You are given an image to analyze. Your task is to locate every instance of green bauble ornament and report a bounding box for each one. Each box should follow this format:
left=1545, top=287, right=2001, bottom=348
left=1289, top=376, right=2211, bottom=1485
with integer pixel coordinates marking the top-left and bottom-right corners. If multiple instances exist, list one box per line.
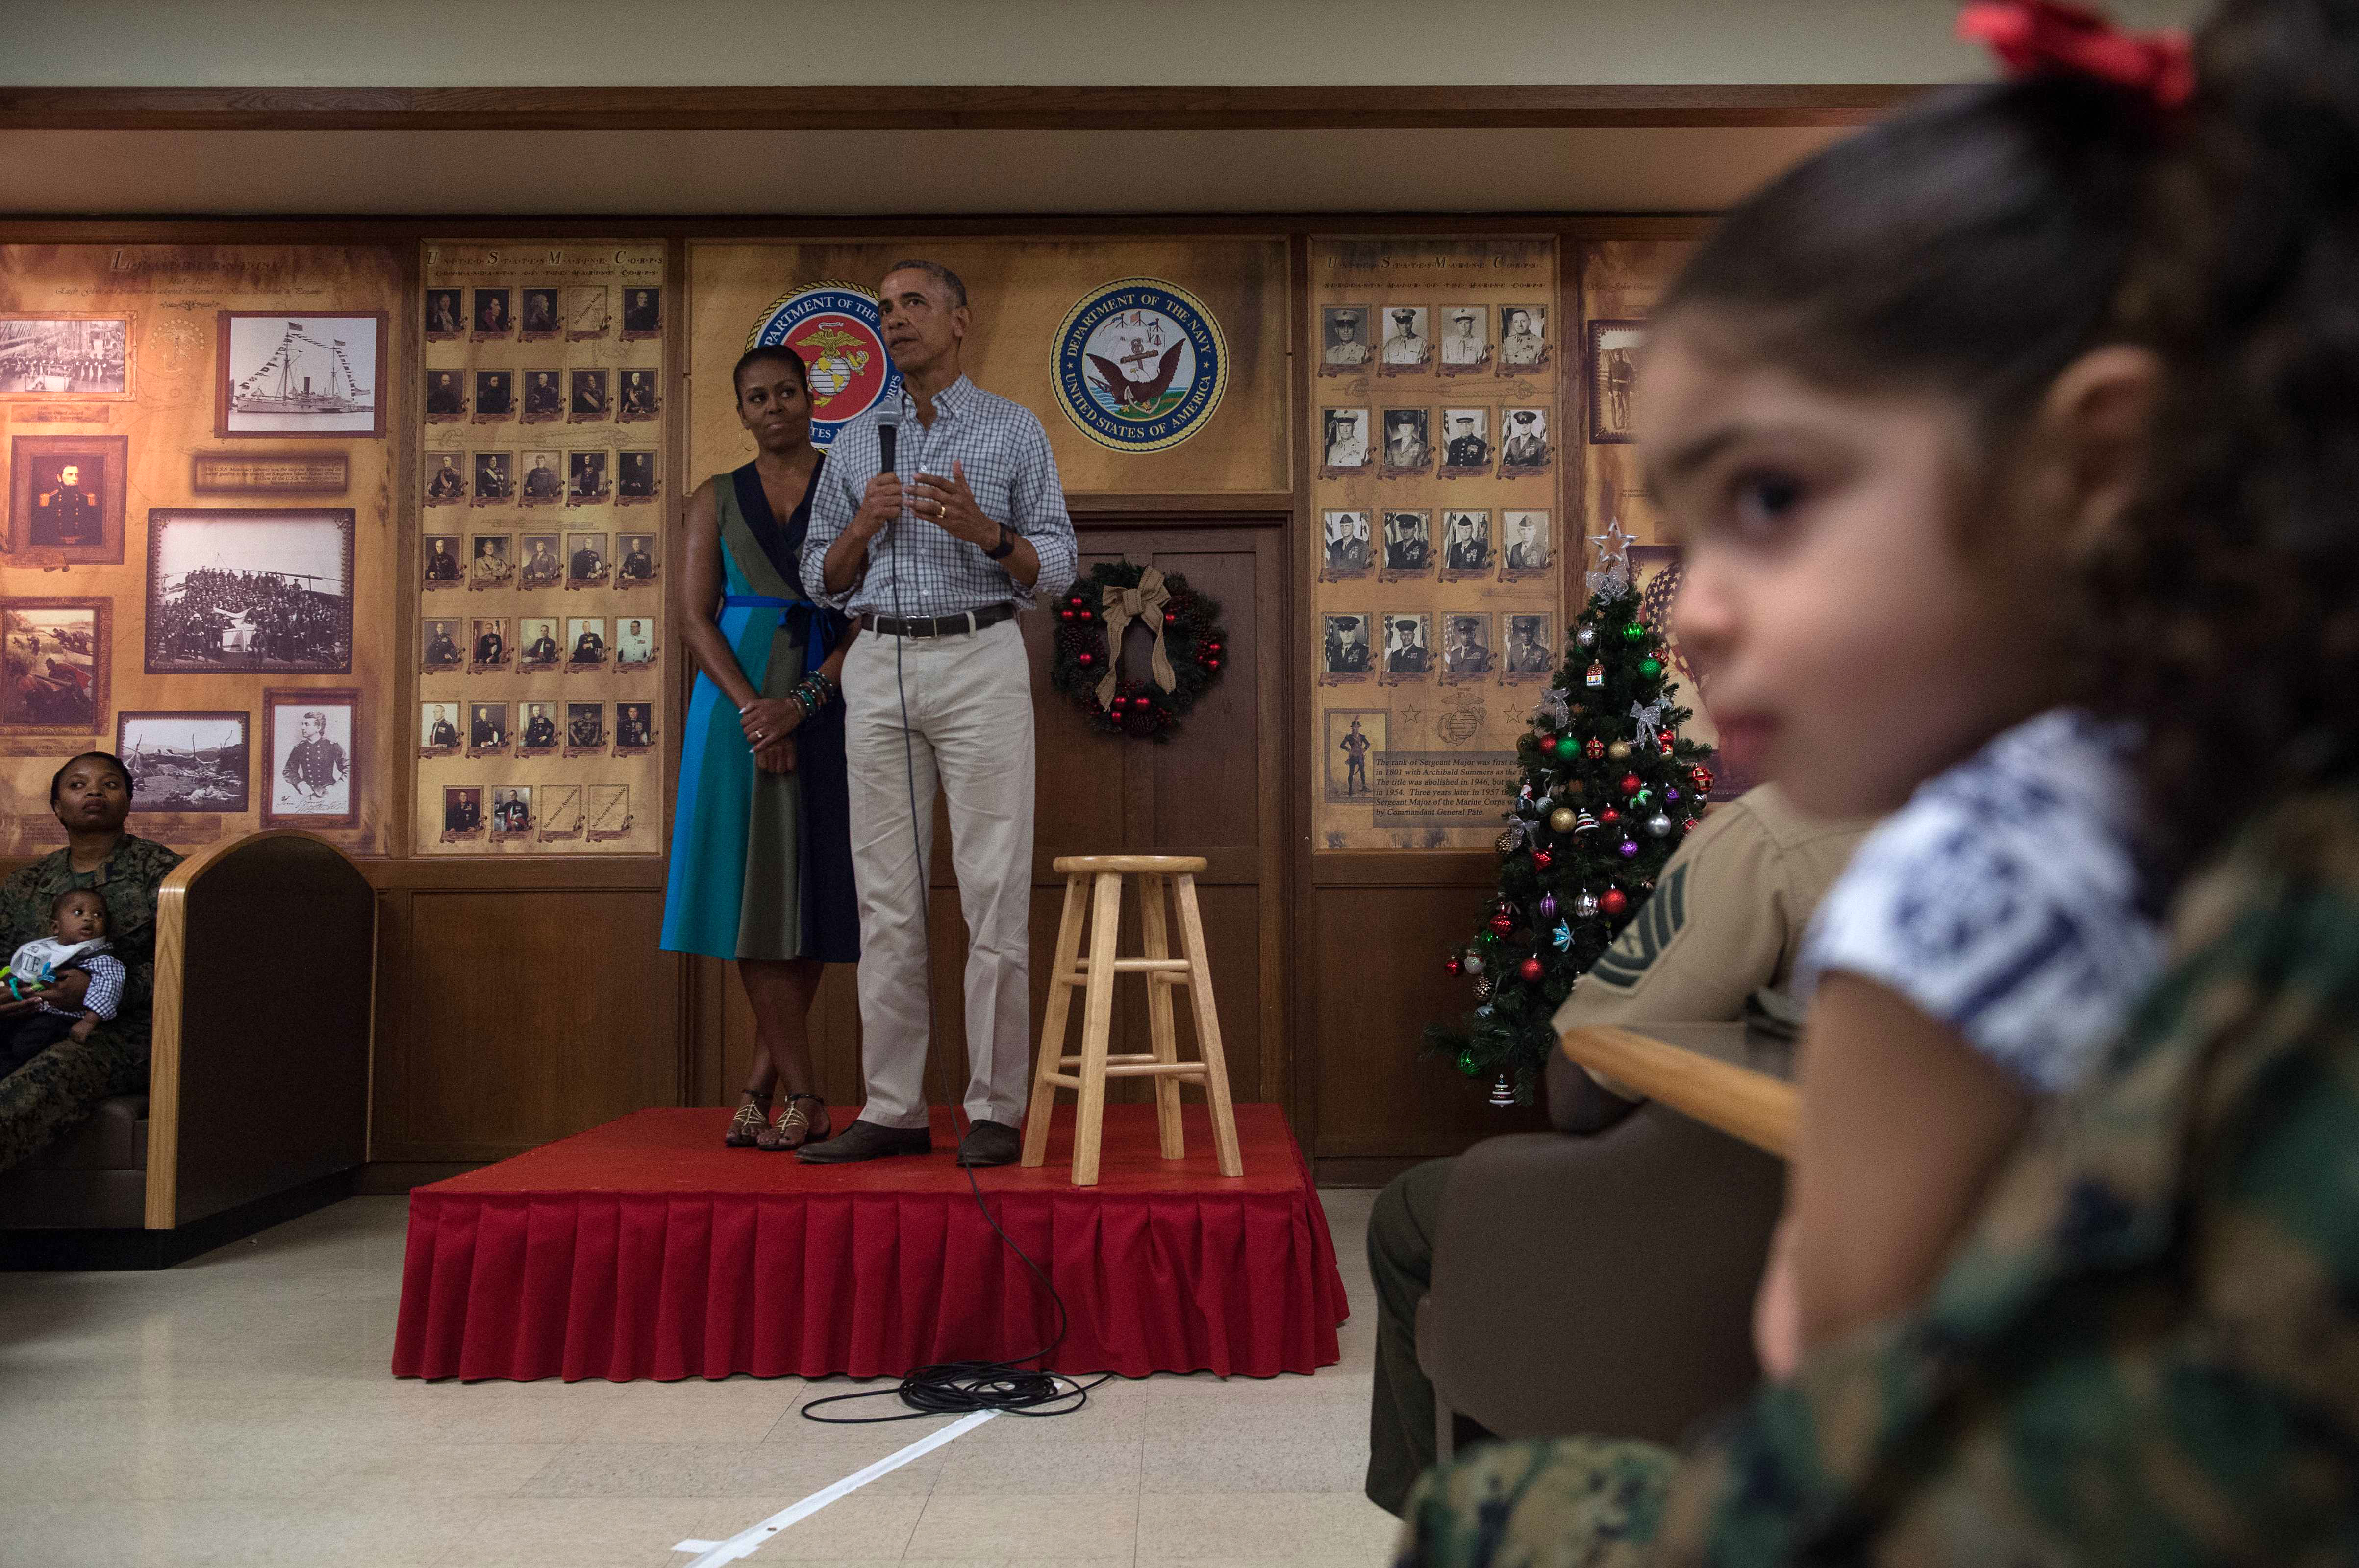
left=1639, top=657, right=1664, bottom=679
left=1621, top=622, right=1645, bottom=643
left=1456, top=1049, right=1480, bottom=1078
left=1554, top=735, right=1579, bottom=760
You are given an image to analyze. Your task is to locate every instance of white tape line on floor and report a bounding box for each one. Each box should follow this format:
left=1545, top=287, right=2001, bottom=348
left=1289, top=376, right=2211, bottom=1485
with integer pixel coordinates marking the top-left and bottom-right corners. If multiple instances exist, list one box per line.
left=674, top=1408, right=999, bottom=1566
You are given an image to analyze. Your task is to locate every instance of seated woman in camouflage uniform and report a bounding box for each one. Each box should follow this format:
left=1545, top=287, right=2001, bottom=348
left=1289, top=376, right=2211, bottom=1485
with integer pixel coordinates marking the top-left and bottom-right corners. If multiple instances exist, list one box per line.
left=0, top=752, right=180, bottom=1172
left=1396, top=3, right=2359, bottom=1563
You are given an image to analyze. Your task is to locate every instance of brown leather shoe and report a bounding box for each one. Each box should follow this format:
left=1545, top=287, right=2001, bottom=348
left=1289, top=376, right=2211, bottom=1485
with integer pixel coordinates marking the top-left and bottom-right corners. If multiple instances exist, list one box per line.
left=795, top=1119, right=933, bottom=1164
left=954, top=1120, right=1021, bottom=1168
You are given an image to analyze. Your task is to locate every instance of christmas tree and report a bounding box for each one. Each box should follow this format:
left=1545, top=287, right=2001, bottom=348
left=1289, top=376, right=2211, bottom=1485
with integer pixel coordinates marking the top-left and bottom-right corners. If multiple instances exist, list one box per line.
left=1427, top=522, right=1717, bottom=1105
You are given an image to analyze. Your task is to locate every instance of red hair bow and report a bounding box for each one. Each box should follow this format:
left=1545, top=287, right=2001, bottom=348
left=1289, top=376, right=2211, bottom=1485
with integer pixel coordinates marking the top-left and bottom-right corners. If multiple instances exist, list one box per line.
left=1957, top=0, right=2195, bottom=110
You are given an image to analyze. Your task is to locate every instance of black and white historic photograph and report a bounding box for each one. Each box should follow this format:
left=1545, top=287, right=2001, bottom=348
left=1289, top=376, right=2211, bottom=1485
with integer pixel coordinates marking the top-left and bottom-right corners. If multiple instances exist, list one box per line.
left=1321, top=510, right=1371, bottom=576
left=565, top=700, right=605, bottom=753
left=420, top=616, right=462, bottom=671
left=1503, top=509, right=1552, bottom=574
left=1379, top=306, right=1430, bottom=373
left=1442, top=613, right=1497, bottom=681
left=146, top=508, right=354, bottom=673
left=442, top=787, right=484, bottom=840
left=518, top=616, right=561, bottom=669
left=1381, top=509, right=1431, bottom=574
left=615, top=616, right=655, bottom=669
left=10, top=434, right=127, bottom=562
left=423, top=290, right=464, bottom=340
left=1439, top=407, right=1491, bottom=476
left=425, top=369, right=467, bottom=422
left=617, top=453, right=658, bottom=505
left=519, top=287, right=561, bottom=338
left=471, top=452, right=512, bottom=507
left=1320, top=612, right=1373, bottom=681
left=469, top=617, right=508, bottom=671
left=119, top=711, right=251, bottom=813
left=616, top=531, right=658, bottom=585
left=621, top=287, right=663, bottom=338
left=1439, top=307, right=1491, bottom=375
left=1499, top=305, right=1551, bottom=373
left=1500, top=406, right=1554, bottom=474
left=616, top=701, right=654, bottom=752
left=471, top=288, right=512, bottom=338
left=618, top=368, right=660, bottom=422
left=566, top=533, right=609, bottom=588
left=567, top=450, right=608, bottom=505
left=262, top=689, right=356, bottom=827
left=468, top=701, right=508, bottom=754
left=1319, top=306, right=1371, bottom=375
left=218, top=313, right=383, bottom=438
left=1381, top=611, right=1433, bottom=681
left=518, top=701, right=558, bottom=752
left=566, top=286, right=610, bottom=340
left=473, top=370, right=514, bottom=423
left=522, top=370, right=563, bottom=422
left=490, top=787, right=534, bottom=838
left=1587, top=320, right=1645, bottom=442
left=1319, top=407, right=1369, bottom=474
left=1380, top=408, right=1430, bottom=475
left=419, top=701, right=461, bottom=755
left=0, top=315, right=130, bottom=399
left=0, top=600, right=105, bottom=732
left=423, top=535, right=462, bottom=588
left=519, top=535, right=563, bottom=589
left=1440, top=508, right=1494, bottom=576
left=520, top=451, right=564, bottom=506
left=568, top=368, right=609, bottom=422
left=468, top=533, right=513, bottom=590
left=1504, top=613, right=1557, bottom=678
left=424, top=454, right=465, bottom=509
left=566, top=617, right=607, bottom=667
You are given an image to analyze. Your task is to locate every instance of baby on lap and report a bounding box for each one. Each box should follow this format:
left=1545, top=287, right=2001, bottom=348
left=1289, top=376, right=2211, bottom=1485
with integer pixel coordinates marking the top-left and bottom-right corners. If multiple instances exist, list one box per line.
left=0, top=889, right=124, bottom=1077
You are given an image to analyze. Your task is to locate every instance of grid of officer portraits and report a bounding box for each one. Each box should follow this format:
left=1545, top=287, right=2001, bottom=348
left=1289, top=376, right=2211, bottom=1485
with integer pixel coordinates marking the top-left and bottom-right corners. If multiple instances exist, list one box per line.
left=1309, top=238, right=1565, bottom=849
left=416, top=244, right=667, bottom=853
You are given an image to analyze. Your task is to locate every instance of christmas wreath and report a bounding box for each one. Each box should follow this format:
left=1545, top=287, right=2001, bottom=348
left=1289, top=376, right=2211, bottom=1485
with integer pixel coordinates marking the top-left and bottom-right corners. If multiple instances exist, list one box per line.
left=1047, top=560, right=1230, bottom=741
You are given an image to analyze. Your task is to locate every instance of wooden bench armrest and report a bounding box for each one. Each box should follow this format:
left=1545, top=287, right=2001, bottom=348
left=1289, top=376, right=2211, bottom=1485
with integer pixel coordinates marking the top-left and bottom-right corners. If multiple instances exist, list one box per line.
left=1556, top=1025, right=1798, bottom=1160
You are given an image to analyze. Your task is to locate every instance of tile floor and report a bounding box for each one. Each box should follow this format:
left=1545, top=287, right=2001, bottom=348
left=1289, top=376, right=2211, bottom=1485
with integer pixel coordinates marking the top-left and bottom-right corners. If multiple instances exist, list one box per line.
left=0, top=1188, right=1396, bottom=1568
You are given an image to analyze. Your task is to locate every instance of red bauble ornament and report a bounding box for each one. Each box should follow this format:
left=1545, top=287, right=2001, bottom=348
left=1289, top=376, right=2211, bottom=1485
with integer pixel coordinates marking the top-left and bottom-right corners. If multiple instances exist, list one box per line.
left=1446, top=955, right=1462, bottom=976
left=1599, top=807, right=1621, bottom=825
left=1688, top=764, right=1716, bottom=792
left=1208, top=641, right=1222, bottom=653
left=1517, top=956, right=1544, bottom=983
left=1059, top=608, right=1075, bottom=621
left=1658, top=735, right=1675, bottom=756
left=1078, top=652, right=1095, bottom=666
left=1205, top=658, right=1221, bottom=670
left=1600, top=889, right=1630, bottom=917
left=1681, top=816, right=1700, bottom=833
left=1583, top=736, right=1606, bottom=760
left=1620, top=773, right=1642, bottom=795
left=1079, top=608, right=1095, bottom=621
left=1488, top=912, right=1514, bottom=936
left=1531, top=849, right=1553, bottom=871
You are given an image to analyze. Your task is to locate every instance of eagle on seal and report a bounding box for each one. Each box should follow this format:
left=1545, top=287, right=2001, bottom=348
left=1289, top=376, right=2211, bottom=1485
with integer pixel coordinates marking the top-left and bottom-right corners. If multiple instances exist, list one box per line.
left=1087, top=342, right=1185, bottom=414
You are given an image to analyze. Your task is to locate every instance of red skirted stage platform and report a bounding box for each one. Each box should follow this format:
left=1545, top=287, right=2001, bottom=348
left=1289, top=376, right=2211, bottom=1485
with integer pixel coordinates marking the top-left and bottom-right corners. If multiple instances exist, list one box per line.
left=392, top=1102, right=1347, bottom=1383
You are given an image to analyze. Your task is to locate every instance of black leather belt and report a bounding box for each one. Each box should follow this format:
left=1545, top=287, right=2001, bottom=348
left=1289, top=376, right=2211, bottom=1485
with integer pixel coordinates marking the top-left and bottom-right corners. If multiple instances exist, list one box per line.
left=860, top=603, right=1016, bottom=639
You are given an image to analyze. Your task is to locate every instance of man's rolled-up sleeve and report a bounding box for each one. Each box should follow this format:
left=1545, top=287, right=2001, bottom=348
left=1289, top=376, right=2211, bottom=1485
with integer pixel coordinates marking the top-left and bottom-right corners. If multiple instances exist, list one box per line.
left=1010, top=416, right=1077, bottom=604
left=800, top=449, right=861, bottom=609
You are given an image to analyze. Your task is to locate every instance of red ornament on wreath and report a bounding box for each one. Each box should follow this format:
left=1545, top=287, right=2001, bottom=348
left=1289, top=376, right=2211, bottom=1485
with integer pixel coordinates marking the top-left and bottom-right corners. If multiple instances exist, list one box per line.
left=1046, top=559, right=1230, bottom=742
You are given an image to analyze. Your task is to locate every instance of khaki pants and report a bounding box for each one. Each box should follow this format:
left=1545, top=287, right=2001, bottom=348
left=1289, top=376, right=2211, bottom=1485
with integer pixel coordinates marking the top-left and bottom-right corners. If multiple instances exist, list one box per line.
left=841, top=616, right=1035, bottom=1130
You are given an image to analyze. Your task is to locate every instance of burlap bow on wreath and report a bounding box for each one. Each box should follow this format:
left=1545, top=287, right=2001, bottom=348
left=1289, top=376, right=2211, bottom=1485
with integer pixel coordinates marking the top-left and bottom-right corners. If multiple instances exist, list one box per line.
left=1095, top=566, right=1178, bottom=711
left=1048, top=559, right=1229, bottom=742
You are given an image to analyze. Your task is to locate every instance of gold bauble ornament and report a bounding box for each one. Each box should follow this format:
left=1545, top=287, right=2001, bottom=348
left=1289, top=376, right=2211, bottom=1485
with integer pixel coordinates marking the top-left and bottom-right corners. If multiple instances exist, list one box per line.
left=1548, top=806, right=1578, bottom=833
left=1606, top=741, right=1632, bottom=761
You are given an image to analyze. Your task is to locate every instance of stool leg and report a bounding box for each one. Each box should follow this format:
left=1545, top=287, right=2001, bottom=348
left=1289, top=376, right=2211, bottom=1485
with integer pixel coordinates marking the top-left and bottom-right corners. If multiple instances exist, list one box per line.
left=1137, top=873, right=1186, bottom=1161
left=1022, top=873, right=1091, bottom=1168
left=1072, top=871, right=1125, bottom=1187
left=1173, top=872, right=1243, bottom=1178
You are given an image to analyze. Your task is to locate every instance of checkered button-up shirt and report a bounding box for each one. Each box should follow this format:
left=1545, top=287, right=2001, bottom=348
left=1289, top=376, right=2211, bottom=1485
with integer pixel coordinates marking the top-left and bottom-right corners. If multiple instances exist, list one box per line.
left=800, top=376, right=1079, bottom=618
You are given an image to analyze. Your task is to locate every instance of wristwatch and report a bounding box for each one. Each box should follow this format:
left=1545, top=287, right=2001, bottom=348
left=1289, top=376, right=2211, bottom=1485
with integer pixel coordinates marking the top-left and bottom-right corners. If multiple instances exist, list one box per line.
left=984, top=522, right=1016, bottom=561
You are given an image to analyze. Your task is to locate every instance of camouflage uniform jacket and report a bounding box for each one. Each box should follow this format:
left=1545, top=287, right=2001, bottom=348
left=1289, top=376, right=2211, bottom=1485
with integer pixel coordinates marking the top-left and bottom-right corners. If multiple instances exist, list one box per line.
left=1657, top=791, right=2359, bottom=1564
left=0, top=833, right=180, bottom=1049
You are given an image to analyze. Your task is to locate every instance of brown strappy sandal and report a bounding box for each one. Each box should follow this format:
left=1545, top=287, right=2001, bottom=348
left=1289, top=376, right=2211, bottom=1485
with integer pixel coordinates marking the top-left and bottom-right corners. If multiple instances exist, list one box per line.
left=757, top=1093, right=830, bottom=1152
left=725, top=1093, right=772, bottom=1148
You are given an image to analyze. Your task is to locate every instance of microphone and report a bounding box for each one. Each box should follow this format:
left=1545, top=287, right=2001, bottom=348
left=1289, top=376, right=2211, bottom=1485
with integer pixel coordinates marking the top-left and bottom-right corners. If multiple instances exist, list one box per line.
left=875, top=410, right=901, bottom=548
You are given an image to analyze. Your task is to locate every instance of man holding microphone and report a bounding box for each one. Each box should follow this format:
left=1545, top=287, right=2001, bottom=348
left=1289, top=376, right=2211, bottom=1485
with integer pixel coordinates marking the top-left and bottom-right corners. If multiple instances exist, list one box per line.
left=797, top=260, right=1078, bottom=1167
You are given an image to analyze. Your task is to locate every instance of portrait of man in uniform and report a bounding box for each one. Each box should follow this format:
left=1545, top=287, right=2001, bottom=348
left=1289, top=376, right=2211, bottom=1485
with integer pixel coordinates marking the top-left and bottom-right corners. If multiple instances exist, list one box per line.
left=470, top=618, right=506, bottom=668
left=518, top=616, right=560, bottom=668
left=520, top=535, right=562, bottom=588
left=1323, top=614, right=1372, bottom=676
left=567, top=617, right=606, bottom=666
left=1442, top=509, right=1493, bottom=572
left=421, top=618, right=462, bottom=667
left=523, top=371, right=562, bottom=420
left=615, top=617, right=653, bottom=667
left=567, top=533, right=608, bottom=586
left=425, top=371, right=465, bottom=418
left=566, top=701, right=605, bottom=749
left=617, top=532, right=656, bottom=582
left=443, top=787, right=483, bottom=836
left=470, top=534, right=512, bottom=587
left=424, top=455, right=464, bottom=507
left=421, top=703, right=459, bottom=752
left=1504, top=510, right=1551, bottom=572
left=521, top=452, right=562, bottom=505
left=473, top=370, right=513, bottom=419
left=1320, top=307, right=1371, bottom=372
left=1500, top=407, right=1553, bottom=473
left=1322, top=510, right=1371, bottom=573
left=12, top=437, right=125, bottom=561
left=567, top=451, right=608, bottom=504
left=1587, top=320, right=1647, bottom=442
left=1441, top=408, right=1491, bottom=473
left=1320, top=407, right=1368, bottom=472
left=1440, top=307, right=1490, bottom=373
left=1338, top=715, right=1373, bottom=797
left=1380, top=408, right=1430, bottom=473
left=1382, top=510, right=1430, bottom=572
left=621, top=288, right=662, bottom=336
left=618, top=452, right=657, bottom=502
left=491, top=787, right=533, bottom=835
left=1384, top=613, right=1432, bottom=676
left=468, top=702, right=507, bottom=750
left=619, top=369, right=659, bottom=421
left=521, top=703, right=558, bottom=750
left=423, top=539, right=462, bottom=587
left=472, top=289, right=511, bottom=336
left=1443, top=614, right=1495, bottom=676
left=520, top=288, right=560, bottom=335
left=266, top=697, right=353, bottom=824
left=28, top=459, right=100, bottom=547
left=1380, top=306, right=1429, bottom=371
left=424, top=289, right=463, bottom=337
left=616, top=702, right=653, bottom=749
left=471, top=452, right=512, bottom=506
left=1506, top=614, right=1555, bottom=674
left=569, top=369, right=609, bottom=420
left=1499, top=305, right=1549, bottom=370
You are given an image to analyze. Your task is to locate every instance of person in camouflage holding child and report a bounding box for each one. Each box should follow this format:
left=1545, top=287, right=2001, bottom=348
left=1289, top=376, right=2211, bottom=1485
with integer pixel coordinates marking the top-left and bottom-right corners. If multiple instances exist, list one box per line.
left=0, top=752, right=180, bottom=1170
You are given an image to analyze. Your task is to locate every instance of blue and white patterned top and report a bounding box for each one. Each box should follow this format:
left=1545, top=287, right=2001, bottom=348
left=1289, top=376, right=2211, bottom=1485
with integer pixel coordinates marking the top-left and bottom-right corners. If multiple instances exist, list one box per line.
left=1794, top=707, right=2164, bottom=1094
left=800, top=375, right=1079, bottom=618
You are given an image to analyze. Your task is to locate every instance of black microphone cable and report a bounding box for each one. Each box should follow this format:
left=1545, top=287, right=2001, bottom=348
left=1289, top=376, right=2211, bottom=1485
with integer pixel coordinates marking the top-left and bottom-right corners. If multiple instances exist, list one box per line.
left=803, top=407, right=1108, bottom=1424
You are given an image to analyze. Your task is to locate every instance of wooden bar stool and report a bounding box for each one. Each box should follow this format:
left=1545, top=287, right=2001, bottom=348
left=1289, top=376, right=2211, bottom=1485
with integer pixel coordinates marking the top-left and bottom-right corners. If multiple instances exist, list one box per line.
left=1021, top=854, right=1244, bottom=1186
